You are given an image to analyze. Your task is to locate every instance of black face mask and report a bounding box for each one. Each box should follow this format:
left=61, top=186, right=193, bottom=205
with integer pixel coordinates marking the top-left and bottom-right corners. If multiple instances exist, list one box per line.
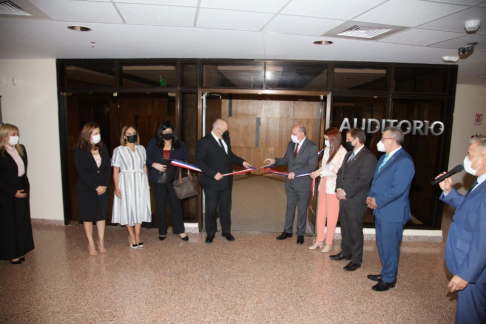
left=345, top=141, right=354, bottom=151
left=162, top=133, right=173, bottom=140
left=222, top=130, right=230, bottom=139
left=126, top=134, right=137, bottom=143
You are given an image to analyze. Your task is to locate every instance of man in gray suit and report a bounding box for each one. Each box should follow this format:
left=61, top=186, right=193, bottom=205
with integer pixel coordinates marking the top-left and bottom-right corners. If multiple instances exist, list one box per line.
left=330, top=128, right=377, bottom=271
left=264, top=125, right=318, bottom=245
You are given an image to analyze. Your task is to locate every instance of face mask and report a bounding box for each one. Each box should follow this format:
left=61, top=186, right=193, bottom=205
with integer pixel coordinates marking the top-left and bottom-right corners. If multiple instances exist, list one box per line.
left=91, top=134, right=101, bottom=145
left=8, top=136, right=19, bottom=146
left=126, top=134, right=137, bottom=143
left=222, top=130, right=230, bottom=139
left=325, top=140, right=330, bottom=147
left=162, top=133, right=173, bottom=140
left=463, top=156, right=479, bottom=176
left=345, top=140, right=354, bottom=151
left=377, top=141, right=386, bottom=152
left=291, top=134, right=299, bottom=144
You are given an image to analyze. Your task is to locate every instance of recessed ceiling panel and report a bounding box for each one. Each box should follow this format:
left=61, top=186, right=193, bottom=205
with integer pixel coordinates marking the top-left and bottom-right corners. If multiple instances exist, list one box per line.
left=28, top=0, right=123, bottom=23
left=354, top=0, right=466, bottom=27
left=200, top=0, right=288, bottom=13
left=264, top=15, right=345, bottom=36
left=281, top=0, right=387, bottom=20
left=117, top=3, right=196, bottom=26
left=197, top=8, right=273, bottom=31
left=379, top=28, right=463, bottom=46
left=115, top=0, right=198, bottom=5
left=420, top=7, right=486, bottom=33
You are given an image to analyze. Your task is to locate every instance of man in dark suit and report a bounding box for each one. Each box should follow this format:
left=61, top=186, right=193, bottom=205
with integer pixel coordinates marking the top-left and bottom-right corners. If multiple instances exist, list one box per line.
left=264, top=125, right=318, bottom=245
left=437, top=136, right=486, bottom=324
left=196, top=118, right=251, bottom=244
left=366, top=127, right=415, bottom=291
left=331, top=128, right=377, bottom=272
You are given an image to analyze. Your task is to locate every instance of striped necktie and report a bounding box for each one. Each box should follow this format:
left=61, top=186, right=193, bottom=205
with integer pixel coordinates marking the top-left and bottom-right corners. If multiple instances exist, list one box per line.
left=346, top=152, right=355, bottom=165
left=378, top=154, right=389, bottom=172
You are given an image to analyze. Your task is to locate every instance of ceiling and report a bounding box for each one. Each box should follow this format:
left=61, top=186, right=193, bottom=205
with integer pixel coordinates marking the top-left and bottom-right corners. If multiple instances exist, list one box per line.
left=1, top=0, right=486, bottom=84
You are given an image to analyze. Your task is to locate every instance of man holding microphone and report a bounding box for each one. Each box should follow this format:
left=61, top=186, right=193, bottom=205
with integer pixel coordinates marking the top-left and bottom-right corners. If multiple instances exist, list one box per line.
left=436, top=136, right=486, bottom=324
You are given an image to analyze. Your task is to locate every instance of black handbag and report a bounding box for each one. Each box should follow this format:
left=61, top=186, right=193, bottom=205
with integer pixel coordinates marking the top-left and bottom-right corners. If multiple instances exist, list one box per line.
left=158, top=159, right=177, bottom=183
left=173, top=168, right=199, bottom=200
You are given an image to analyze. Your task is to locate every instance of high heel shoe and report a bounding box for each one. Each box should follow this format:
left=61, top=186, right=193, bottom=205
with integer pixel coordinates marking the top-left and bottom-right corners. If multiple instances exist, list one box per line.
left=128, top=237, right=138, bottom=249
left=321, top=244, right=333, bottom=253
left=180, top=233, right=189, bottom=241
left=88, top=244, right=98, bottom=256
left=309, top=241, right=324, bottom=250
left=137, top=242, right=144, bottom=248
left=19, top=256, right=25, bottom=262
left=10, top=259, right=22, bottom=264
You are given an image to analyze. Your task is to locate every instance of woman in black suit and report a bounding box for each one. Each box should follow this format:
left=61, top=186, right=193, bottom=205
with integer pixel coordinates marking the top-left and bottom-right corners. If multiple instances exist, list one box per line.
left=0, top=123, right=34, bottom=264
left=74, top=122, right=111, bottom=256
left=146, top=121, right=189, bottom=241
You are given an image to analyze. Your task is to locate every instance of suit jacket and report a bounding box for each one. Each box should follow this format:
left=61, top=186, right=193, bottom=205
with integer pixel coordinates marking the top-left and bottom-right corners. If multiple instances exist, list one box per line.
left=146, top=138, right=189, bottom=184
left=196, top=134, right=245, bottom=191
left=74, top=146, right=111, bottom=192
left=336, top=146, right=377, bottom=209
left=0, top=145, right=29, bottom=198
left=368, top=148, right=415, bottom=223
left=274, top=138, right=318, bottom=192
left=440, top=183, right=486, bottom=283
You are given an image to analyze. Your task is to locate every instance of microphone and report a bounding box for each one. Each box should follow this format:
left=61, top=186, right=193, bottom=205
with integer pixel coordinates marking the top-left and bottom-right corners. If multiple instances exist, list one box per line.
left=431, top=165, right=464, bottom=186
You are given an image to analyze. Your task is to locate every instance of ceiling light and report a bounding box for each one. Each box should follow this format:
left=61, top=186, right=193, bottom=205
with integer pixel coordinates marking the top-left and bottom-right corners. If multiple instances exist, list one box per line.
left=67, top=26, right=91, bottom=32
left=442, top=56, right=459, bottom=63
left=313, top=40, right=333, bottom=45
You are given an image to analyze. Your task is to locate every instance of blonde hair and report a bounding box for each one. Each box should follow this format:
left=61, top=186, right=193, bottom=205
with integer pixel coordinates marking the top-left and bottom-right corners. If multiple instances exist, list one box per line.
left=120, top=124, right=140, bottom=146
left=0, top=123, right=24, bottom=157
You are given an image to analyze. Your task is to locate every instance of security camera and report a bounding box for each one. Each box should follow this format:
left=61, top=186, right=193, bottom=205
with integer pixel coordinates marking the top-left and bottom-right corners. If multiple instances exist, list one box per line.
left=465, top=20, right=481, bottom=33
left=458, top=42, right=478, bottom=56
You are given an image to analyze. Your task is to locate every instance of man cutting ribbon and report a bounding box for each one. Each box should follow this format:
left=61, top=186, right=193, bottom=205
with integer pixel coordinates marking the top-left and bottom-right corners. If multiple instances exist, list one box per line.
left=196, top=118, right=251, bottom=244
left=264, top=125, right=318, bottom=245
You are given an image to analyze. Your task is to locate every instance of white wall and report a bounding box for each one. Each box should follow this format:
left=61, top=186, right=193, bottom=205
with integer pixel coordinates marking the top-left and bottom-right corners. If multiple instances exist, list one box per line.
left=0, top=59, right=64, bottom=221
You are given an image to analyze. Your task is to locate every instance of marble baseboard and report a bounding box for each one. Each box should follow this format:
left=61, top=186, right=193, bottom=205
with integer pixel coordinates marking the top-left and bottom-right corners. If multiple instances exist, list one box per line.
left=31, top=218, right=64, bottom=226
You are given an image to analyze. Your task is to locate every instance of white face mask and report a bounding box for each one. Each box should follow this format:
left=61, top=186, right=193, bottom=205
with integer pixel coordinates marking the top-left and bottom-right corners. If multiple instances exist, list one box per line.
left=8, top=136, right=19, bottom=146
left=463, top=156, right=479, bottom=176
left=377, top=141, right=386, bottom=152
left=291, top=134, right=299, bottom=144
left=325, top=140, right=330, bottom=147
left=91, top=134, right=101, bottom=145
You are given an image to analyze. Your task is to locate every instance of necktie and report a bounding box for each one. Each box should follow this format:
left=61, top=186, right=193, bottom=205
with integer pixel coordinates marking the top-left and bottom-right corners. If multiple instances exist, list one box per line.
left=294, top=143, right=299, bottom=158
left=218, top=139, right=227, bottom=154
left=466, top=179, right=479, bottom=197
left=346, top=152, right=355, bottom=165
left=378, top=154, right=389, bottom=172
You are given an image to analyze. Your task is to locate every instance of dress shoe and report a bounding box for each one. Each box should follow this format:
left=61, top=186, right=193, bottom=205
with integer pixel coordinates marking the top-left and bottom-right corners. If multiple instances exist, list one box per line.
left=222, top=233, right=235, bottom=242
left=19, top=257, right=25, bottom=262
left=367, top=274, right=382, bottom=282
left=276, top=232, right=292, bottom=240
left=321, top=244, right=332, bottom=253
left=159, top=235, right=166, bottom=241
left=309, top=241, right=323, bottom=250
left=180, top=233, right=189, bottom=241
left=205, top=235, right=215, bottom=244
left=128, top=237, right=138, bottom=249
left=10, top=259, right=22, bottom=264
left=296, top=235, right=304, bottom=245
left=329, top=252, right=352, bottom=261
left=343, top=261, right=361, bottom=271
left=372, top=280, right=396, bottom=291
left=137, top=242, right=144, bottom=248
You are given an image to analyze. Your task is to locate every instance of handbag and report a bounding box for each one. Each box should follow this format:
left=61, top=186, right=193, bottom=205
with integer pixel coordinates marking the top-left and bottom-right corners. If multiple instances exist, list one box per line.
left=158, top=159, right=177, bottom=183
left=173, top=168, right=199, bottom=200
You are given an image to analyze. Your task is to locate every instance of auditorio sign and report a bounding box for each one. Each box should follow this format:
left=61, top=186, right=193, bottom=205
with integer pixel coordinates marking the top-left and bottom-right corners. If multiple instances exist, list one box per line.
left=339, top=118, right=445, bottom=136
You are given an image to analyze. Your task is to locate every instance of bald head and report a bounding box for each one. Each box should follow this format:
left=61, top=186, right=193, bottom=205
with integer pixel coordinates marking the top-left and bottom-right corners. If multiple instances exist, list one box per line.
left=291, top=125, right=306, bottom=141
left=212, top=118, right=229, bottom=139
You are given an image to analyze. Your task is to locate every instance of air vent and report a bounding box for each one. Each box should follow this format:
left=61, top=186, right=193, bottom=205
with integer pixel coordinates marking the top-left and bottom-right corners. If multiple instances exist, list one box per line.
left=0, top=1, right=31, bottom=16
left=338, top=25, right=392, bottom=39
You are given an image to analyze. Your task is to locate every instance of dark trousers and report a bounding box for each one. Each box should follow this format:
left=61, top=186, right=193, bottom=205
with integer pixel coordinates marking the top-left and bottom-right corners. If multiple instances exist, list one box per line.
left=339, top=204, right=367, bottom=265
left=203, top=186, right=232, bottom=236
left=153, top=183, right=185, bottom=235
left=284, top=184, right=311, bottom=236
left=375, top=218, right=407, bottom=283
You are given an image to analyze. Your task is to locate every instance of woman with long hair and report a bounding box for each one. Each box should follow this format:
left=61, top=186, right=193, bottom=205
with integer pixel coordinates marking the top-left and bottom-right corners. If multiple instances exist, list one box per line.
left=146, top=121, right=189, bottom=241
left=309, top=127, right=347, bottom=252
left=0, top=123, right=34, bottom=264
left=74, top=122, right=111, bottom=256
left=112, top=125, right=151, bottom=249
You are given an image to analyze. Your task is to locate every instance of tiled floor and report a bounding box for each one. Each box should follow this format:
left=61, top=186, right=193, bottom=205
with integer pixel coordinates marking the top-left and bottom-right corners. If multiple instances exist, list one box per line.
left=0, top=225, right=456, bottom=324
